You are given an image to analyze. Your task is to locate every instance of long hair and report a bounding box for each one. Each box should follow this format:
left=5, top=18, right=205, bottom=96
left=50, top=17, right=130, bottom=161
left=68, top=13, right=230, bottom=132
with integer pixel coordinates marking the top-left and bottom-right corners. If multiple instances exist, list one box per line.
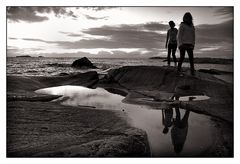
left=183, top=12, right=193, bottom=26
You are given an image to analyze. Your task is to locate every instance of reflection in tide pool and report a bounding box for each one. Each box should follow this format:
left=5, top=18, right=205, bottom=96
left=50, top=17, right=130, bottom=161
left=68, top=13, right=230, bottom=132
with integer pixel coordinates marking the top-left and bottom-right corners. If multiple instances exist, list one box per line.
left=35, top=85, right=216, bottom=157
left=179, top=95, right=210, bottom=101
left=36, top=86, right=123, bottom=109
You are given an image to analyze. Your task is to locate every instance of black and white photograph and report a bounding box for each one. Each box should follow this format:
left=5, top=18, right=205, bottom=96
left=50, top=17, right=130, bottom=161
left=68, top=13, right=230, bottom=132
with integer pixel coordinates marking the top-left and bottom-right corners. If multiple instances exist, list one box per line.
left=6, top=6, right=234, bottom=158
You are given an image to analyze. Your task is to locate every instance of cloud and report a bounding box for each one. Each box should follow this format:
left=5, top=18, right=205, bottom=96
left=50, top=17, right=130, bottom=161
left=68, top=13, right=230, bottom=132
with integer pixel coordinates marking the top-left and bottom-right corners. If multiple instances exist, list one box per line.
left=59, top=31, right=83, bottom=37
left=57, top=25, right=165, bottom=49
left=214, top=7, right=233, bottom=19
left=196, top=19, right=233, bottom=44
left=7, top=7, right=78, bottom=23
left=78, top=24, right=166, bottom=48
left=8, top=37, right=18, bottom=40
left=84, top=7, right=117, bottom=11
left=7, top=7, right=48, bottom=22
left=56, top=20, right=233, bottom=58
left=32, top=20, right=232, bottom=52
left=21, top=38, right=55, bottom=44
left=84, top=14, right=109, bottom=20
left=143, top=22, right=169, bottom=31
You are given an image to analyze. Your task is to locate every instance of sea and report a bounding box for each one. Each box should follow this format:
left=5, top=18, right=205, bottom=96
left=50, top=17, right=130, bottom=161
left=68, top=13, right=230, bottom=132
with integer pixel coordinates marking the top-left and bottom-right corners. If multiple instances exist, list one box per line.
left=7, top=57, right=233, bottom=83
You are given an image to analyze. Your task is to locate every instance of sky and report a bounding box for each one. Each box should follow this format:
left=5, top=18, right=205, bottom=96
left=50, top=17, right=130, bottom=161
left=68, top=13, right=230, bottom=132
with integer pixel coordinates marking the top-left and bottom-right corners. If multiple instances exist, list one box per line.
left=7, top=6, right=233, bottom=58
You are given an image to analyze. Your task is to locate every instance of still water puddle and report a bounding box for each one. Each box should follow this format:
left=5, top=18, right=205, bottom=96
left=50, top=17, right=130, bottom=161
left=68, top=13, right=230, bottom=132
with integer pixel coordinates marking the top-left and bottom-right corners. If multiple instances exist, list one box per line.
left=179, top=95, right=210, bottom=101
left=35, top=85, right=216, bottom=157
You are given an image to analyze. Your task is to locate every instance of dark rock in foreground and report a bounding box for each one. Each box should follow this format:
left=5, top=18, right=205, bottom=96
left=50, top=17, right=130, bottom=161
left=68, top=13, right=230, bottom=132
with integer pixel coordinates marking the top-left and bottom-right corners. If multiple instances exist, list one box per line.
left=198, top=69, right=233, bottom=75
left=71, top=57, right=97, bottom=69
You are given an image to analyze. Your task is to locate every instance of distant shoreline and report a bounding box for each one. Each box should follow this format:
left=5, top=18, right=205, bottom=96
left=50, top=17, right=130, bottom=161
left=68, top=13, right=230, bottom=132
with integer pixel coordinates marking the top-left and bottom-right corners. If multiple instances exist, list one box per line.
left=16, top=55, right=31, bottom=58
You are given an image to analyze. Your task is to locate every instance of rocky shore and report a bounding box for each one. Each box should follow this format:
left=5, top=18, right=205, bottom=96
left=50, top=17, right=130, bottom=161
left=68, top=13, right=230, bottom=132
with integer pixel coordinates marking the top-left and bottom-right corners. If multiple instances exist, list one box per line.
left=7, top=65, right=233, bottom=157
left=150, top=57, right=233, bottom=65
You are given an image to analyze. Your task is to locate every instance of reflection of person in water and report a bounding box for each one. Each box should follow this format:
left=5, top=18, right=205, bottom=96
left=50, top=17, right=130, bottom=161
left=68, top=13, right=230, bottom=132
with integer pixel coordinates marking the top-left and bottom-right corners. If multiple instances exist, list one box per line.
left=171, top=96, right=190, bottom=154
left=162, top=108, right=173, bottom=134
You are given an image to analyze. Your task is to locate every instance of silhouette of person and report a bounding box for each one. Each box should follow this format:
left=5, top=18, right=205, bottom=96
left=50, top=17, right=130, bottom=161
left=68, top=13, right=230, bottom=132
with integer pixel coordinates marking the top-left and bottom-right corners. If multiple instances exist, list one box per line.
left=162, top=108, right=173, bottom=134
left=171, top=96, right=190, bottom=154
left=177, top=12, right=196, bottom=76
left=165, top=21, right=178, bottom=66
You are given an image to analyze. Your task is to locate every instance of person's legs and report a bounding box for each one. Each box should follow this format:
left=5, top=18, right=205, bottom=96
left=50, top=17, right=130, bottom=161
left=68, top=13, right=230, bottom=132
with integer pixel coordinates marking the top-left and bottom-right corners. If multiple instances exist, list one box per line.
left=167, top=46, right=172, bottom=66
left=180, top=110, right=190, bottom=127
left=175, top=108, right=181, bottom=124
left=187, top=49, right=195, bottom=75
left=178, top=48, right=185, bottom=72
left=172, top=47, right=177, bottom=66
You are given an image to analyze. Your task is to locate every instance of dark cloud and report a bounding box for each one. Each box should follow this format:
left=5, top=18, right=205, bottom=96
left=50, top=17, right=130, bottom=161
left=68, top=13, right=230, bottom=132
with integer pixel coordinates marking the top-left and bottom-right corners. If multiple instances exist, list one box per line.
left=84, top=14, right=109, bottom=20
left=7, top=7, right=48, bottom=22
left=196, top=19, right=233, bottom=44
left=55, top=20, right=233, bottom=52
left=57, top=21, right=232, bottom=58
left=58, top=25, right=165, bottom=49
left=7, top=7, right=78, bottom=23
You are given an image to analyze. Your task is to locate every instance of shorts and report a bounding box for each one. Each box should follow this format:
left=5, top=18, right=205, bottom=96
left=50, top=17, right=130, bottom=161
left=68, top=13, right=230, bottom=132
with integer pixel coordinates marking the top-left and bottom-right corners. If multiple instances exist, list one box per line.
left=168, top=43, right=177, bottom=49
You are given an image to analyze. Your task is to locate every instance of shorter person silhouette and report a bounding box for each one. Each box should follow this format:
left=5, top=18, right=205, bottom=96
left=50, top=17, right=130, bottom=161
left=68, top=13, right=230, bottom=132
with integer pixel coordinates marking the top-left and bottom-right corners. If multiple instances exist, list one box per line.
left=162, top=108, right=173, bottom=134
left=165, top=21, right=178, bottom=66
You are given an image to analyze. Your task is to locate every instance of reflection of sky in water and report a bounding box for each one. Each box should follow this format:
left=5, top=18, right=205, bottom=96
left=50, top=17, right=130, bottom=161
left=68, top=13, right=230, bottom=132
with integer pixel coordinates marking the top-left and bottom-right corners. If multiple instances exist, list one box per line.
left=179, top=95, right=210, bottom=101
left=35, top=85, right=216, bottom=157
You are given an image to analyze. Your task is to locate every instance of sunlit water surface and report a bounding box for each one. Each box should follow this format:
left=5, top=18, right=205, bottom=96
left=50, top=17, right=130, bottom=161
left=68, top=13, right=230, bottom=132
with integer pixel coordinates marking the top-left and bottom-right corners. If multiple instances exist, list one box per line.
left=35, top=85, right=217, bottom=156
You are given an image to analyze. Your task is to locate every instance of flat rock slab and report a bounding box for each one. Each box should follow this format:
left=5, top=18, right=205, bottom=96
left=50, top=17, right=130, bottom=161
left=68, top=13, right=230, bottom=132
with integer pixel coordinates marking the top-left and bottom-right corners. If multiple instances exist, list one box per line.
left=7, top=71, right=150, bottom=157
left=7, top=101, right=150, bottom=157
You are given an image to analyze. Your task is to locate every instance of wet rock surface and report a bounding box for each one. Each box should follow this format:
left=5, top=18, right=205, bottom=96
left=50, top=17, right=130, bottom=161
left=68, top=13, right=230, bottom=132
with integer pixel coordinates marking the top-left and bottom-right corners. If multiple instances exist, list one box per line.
left=102, top=66, right=233, bottom=122
left=7, top=66, right=233, bottom=157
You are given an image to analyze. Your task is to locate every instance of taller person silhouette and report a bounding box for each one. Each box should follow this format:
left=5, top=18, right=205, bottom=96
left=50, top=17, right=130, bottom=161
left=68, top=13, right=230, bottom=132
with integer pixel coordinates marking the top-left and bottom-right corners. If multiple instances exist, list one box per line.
left=177, top=12, right=196, bottom=76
